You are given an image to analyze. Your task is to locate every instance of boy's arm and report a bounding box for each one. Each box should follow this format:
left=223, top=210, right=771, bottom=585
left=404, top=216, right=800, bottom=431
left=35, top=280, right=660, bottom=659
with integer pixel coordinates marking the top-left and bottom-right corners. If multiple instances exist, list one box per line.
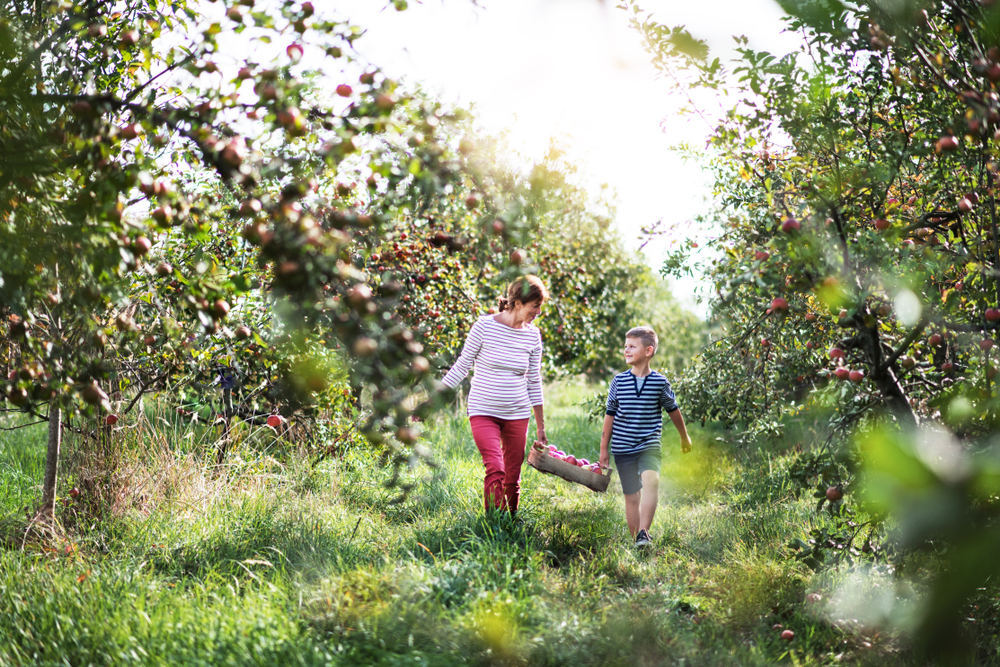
left=599, top=413, right=615, bottom=469
left=668, top=409, right=692, bottom=453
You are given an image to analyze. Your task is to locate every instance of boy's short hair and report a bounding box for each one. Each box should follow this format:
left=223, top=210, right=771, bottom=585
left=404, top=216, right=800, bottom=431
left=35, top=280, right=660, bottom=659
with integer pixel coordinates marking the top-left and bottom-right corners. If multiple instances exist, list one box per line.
left=626, top=326, right=658, bottom=354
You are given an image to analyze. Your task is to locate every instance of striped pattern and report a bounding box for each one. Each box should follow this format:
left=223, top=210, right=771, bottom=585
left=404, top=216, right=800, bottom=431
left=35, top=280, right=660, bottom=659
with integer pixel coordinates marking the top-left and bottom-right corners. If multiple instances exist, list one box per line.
left=442, top=316, right=544, bottom=419
left=605, top=370, right=678, bottom=455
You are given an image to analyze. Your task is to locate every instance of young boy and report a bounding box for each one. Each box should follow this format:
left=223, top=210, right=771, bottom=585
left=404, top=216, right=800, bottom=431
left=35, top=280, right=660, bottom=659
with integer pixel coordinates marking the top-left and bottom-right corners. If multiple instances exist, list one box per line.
left=599, top=326, right=692, bottom=548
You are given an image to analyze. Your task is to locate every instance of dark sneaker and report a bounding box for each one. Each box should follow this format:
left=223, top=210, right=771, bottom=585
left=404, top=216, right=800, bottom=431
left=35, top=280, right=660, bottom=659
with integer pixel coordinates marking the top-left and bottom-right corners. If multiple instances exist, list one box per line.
left=635, top=529, right=653, bottom=548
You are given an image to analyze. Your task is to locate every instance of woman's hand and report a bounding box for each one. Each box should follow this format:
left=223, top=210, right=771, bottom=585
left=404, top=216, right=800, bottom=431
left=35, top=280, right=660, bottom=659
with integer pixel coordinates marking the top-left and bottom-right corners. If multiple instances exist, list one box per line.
left=535, top=428, right=547, bottom=447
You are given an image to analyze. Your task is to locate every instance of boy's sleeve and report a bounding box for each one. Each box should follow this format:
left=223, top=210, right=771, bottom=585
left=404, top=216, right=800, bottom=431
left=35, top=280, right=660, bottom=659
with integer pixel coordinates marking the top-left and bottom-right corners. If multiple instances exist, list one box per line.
left=605, top=377, right=618, bottom=416
left=660, top=377, right=679, bottom=413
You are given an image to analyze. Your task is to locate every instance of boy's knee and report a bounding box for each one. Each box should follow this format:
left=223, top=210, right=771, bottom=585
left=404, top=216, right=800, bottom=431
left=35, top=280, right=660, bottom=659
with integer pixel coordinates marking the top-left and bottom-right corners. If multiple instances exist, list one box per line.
left=623, top=492, right=640, bottom=505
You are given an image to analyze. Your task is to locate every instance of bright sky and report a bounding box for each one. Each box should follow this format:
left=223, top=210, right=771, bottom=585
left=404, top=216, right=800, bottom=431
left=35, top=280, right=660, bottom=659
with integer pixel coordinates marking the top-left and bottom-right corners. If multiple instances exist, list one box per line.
left=333, top=0, right=805, bottom=314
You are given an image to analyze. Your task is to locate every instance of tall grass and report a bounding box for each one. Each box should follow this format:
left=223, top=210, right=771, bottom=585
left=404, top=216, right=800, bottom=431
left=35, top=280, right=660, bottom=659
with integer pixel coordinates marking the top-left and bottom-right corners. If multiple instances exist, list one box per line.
left=0, top=384, right=988, bottom=665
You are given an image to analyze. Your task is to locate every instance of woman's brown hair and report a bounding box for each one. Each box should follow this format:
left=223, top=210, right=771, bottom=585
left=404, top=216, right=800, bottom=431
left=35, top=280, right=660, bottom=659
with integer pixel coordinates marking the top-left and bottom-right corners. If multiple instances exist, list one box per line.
left=498, top=275, right=549, bottom=312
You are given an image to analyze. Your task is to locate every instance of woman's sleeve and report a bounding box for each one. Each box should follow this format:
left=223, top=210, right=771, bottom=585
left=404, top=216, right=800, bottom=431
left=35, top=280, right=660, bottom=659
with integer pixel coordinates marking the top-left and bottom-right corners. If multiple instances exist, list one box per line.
left=441, top=320, right=485, bottom=389
left=526, top=335, right=544, bottom=407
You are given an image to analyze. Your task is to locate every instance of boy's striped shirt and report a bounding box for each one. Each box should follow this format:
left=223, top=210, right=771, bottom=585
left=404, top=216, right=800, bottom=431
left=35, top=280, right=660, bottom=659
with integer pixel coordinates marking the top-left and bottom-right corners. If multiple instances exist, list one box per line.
left=442, top=316, right=544, bottom=420
left=605, top=370, right=678, bottom=455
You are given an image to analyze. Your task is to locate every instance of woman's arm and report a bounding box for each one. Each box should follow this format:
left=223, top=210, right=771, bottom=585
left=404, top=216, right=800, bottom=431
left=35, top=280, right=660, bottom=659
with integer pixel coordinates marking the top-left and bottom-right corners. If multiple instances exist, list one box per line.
left=533, top=404, right=546, bottom=446
left=441, top=320, right=485, bottom=389
left=527, top=338, right=545, bottom=443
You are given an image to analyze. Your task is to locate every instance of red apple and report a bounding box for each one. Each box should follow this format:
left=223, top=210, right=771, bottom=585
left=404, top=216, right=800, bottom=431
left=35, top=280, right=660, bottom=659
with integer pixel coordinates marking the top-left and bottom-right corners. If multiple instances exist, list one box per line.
left=769, top=297, right=789, bottom=313
left=336, top=83, right=353, bottom=97
left=565, top=455, right=577, bottom=466
left=981, top=338, right=995, bottom=351
left=133, top=236, right=152, bottom=256
left=754, top=250, right=770, bottom=261
left=781, top=629, right=795, bottom=641
left=885, top=198, right=900, bottom=209
left=772, top=624, right=783, bottom=631
left=835, top=367, right=851, bottom=380
left=286, top=43, right=304, bottom=61
left=929, top=333, right=943, bottom=346
left=942, top=361, right=954, bottom=372
left=829, top=347, right=846, bottom=359
left=267, top=415, right=282, bottom=428
left=105, top=414, right=119, bottom=426
left=959, top=197, right=974, bottom=213
left=937, top=135, right=959, bottom=151
left=579, top=458, right=590, bottom=467
left=874, top=218, right=890, bottom=231
left=805, top=312, right=816, bottom=321
left=781, top=217, right=800, bottom=233
left=826, top=486, right=843, bottom=501
left=901, top=356, right=916, bottom=369
left=761, top=338, right=770, bottom=348
left=69, top=487, right=80, bottom=498
left=805, top=341, right=814, bottom=349
left=839, top=309, right=848, bottom=319
left=987, top=308, right=1000, bottom=322
left=849, top=369, right=865, bottom=383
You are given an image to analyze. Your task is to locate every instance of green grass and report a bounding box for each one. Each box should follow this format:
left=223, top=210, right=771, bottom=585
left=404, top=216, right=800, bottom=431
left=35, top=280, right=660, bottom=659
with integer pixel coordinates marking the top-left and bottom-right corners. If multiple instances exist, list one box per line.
left=0, top=383, right=990, bottom=665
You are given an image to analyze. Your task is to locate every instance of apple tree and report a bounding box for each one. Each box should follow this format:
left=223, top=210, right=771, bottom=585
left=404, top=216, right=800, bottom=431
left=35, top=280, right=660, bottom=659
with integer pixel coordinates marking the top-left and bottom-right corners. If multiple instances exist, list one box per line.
left=0, top=0, right=494, bottom=516
left=633, top=0, right=1000, bottom=652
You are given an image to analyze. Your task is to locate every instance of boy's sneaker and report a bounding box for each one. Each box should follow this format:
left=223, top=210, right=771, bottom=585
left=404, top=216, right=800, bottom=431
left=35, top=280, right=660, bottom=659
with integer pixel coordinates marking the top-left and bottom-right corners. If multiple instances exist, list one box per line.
left=635, top=529, right=653, bottom=548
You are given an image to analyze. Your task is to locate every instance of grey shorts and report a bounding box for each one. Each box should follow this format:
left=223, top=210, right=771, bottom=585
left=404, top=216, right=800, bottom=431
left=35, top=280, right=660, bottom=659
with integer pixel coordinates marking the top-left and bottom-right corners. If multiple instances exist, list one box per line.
left=614, top=447, right=661, bottom=495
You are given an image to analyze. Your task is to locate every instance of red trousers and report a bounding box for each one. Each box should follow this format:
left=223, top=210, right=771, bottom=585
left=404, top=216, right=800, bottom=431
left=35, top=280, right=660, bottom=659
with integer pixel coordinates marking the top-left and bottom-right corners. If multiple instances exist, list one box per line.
left=470, top=415, right=530, bottom=513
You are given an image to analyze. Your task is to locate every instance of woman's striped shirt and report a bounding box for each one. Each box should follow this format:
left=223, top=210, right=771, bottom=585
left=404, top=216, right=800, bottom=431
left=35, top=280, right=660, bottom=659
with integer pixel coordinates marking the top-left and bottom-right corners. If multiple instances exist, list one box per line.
left=441, top=316, right=544, bottom=420
left=605, top=370, right=678, bottom=455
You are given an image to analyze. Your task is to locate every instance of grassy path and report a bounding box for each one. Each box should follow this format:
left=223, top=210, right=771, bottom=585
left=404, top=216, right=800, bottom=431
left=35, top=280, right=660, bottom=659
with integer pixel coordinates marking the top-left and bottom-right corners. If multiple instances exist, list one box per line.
left=0, top=384, right=918, bottom=666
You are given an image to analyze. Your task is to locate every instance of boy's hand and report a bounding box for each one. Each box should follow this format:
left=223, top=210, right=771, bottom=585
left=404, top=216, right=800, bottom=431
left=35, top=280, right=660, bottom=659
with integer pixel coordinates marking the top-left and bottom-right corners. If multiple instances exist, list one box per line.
left=599, top=451, right=610, bottom=470
left=680, top=435, right=692, bottom=454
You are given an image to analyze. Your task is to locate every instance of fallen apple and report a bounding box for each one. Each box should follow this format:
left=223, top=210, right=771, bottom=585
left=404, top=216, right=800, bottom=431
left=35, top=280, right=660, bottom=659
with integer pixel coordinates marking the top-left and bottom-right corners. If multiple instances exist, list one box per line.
left=781, top=629, right=795, bottom=641
left=105, top=414, right=119, bottom=426
left=267, top=415, right=282, bottom=428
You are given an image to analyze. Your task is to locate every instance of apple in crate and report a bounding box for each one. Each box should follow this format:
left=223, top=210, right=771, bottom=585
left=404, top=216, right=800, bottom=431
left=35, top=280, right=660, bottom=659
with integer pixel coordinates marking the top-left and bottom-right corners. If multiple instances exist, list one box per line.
left=565, top=455, right=577, bottom=465
left=579, top=458, right=590, bottom=467
left=589, top=464, right=602, bottom=474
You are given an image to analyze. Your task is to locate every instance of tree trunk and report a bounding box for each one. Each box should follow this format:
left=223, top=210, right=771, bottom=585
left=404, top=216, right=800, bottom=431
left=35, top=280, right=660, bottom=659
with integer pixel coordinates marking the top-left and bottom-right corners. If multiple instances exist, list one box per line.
left=40, top=403, right=61, bottom=515
left=215, top=385, right=234, bottom=465
left=858, top=320, right=918, bottom=429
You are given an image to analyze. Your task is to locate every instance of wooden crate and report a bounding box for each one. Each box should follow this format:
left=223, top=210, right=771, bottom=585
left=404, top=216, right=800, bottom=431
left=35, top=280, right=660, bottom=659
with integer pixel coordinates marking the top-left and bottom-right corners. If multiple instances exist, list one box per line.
left=527, top=447, right=613, bottom=493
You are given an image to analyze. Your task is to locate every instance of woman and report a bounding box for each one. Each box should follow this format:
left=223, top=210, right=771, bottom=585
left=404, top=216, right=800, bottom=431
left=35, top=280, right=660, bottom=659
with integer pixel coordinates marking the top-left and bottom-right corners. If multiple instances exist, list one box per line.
left=441, top=275, right=549, bottom=514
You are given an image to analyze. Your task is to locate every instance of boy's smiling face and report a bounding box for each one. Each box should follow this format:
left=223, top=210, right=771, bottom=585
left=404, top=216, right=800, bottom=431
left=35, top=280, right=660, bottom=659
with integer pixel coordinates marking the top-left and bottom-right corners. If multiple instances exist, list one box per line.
left=623, top=337, right=653, bottom=367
